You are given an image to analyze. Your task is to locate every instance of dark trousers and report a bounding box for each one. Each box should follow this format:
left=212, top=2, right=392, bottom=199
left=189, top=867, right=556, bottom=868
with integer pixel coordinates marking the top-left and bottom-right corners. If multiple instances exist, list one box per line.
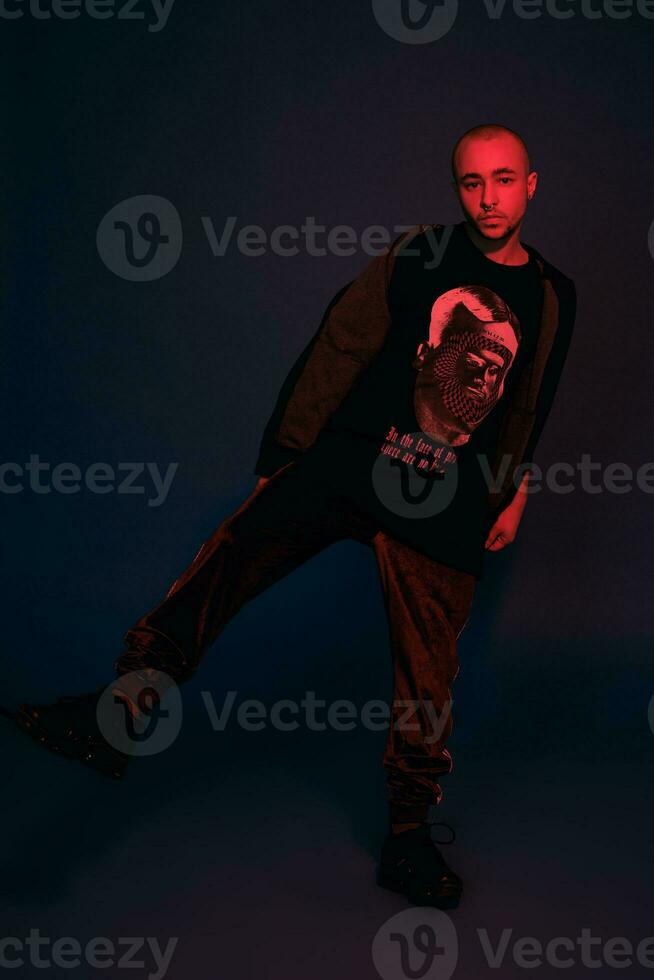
left=114, top=461, right=476, bottom=822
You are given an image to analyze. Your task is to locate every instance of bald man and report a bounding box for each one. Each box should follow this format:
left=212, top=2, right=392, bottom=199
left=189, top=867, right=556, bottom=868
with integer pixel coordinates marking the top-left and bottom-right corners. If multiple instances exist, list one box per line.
left=451, top=123, right=537, bottom=260
left=13, top=124, right=577, bottom=911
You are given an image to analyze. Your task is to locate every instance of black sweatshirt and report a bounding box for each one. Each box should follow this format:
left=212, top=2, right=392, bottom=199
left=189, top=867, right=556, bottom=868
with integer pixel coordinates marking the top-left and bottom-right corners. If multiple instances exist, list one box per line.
left=255, top=221, right=577, bottom=579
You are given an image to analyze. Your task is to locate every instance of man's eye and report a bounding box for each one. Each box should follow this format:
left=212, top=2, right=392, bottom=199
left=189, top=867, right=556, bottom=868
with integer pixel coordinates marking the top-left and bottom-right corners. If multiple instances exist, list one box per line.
left=464, top=182, right=479, bottom=190
left=498, top=178, right=513, bottom=184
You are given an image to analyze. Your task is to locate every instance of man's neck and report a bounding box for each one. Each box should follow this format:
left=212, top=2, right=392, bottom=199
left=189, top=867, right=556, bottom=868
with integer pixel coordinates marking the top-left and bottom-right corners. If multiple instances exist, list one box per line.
left=462, top=220, right=530, bottom=266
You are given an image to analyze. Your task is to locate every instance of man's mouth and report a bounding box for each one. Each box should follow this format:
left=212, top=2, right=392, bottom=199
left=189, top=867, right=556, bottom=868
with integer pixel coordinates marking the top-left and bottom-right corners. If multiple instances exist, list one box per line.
left=464, top=385, right=485, bottom=399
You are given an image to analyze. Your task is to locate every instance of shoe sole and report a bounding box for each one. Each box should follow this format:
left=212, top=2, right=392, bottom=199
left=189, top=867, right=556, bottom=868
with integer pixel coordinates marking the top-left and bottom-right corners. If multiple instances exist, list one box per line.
left=376, top=869, right=462, bottom=910
left=13, top=706, right=128, bottom=780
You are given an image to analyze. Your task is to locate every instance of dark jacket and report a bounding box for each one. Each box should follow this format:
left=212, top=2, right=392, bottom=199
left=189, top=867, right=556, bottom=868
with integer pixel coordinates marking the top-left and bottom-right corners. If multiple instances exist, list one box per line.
left=255, top=223, right=577, bottom=515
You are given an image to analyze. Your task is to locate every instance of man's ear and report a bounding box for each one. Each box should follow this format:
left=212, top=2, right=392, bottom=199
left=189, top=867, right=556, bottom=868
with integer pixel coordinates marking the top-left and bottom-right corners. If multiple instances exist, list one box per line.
left=527, top=170, right=538, bottom=200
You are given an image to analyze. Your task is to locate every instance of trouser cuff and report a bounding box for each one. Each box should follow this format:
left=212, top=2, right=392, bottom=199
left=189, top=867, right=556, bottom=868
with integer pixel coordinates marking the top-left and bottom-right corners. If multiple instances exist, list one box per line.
left=113, top=628, right=197, bottom=685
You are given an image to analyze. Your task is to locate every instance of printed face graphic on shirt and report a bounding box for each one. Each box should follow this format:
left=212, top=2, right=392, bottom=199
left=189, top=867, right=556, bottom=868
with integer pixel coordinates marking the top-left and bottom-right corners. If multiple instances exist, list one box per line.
left=413, top=285, right=521, bottom=447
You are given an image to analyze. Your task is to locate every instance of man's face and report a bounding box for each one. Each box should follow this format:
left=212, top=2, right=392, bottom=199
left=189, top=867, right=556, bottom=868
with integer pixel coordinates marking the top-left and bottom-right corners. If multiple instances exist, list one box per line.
left=452, top=133, right=537, bottom=242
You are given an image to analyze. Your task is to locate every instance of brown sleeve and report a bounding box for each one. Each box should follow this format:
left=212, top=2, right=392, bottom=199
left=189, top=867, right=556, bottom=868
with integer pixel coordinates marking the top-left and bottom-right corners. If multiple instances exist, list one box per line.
left=273, top=226, right=423, bottom=452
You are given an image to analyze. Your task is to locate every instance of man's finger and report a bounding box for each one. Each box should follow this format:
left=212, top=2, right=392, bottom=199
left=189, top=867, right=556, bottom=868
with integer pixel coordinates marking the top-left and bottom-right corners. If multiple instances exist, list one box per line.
left=486, top=532, right=505, bottom=551
left=485, top=527, right=498, bottom=548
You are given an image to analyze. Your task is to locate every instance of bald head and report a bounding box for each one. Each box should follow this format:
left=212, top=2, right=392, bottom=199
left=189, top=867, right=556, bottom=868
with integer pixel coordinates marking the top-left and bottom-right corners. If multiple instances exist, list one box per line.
left=451, top=125, right=530, bottom=182
left=450, top=124, right=537, bottom=246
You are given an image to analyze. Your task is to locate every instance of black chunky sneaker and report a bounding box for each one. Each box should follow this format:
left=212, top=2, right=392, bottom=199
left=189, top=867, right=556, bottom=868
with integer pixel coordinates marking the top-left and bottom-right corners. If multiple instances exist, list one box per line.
left=12, top=685, right=131, bottom=780
left=377, top=822, right=463, bottom=909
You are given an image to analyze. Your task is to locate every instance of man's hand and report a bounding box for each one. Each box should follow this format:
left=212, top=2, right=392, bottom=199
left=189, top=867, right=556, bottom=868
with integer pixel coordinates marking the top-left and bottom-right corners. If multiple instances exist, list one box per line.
left=485, top=507, right=522, bottom=551
left=484, top=470, right=531, bottom=552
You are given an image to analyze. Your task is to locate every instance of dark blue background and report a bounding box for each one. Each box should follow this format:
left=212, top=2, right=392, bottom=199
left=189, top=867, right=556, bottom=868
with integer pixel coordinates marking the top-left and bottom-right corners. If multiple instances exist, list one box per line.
left=3, top=2, right=653, bottom=978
